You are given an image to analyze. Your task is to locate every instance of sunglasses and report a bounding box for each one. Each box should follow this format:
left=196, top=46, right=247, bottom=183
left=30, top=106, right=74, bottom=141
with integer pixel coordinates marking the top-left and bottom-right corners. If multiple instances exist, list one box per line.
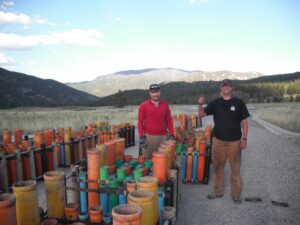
left=150, top=89, right=160, bottom=93
left=221, top=83, right=232, bottom=87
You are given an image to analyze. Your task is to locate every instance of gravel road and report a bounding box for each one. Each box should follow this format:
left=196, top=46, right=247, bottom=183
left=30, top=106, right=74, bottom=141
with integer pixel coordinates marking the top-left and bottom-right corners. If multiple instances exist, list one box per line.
left=176, top=117, right=300, bottom=225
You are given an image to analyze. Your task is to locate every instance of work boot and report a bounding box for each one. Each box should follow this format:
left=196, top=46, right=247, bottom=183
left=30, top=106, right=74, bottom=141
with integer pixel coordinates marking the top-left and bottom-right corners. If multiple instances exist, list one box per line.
left=233, top=196, right=242, bottom=204
left=207, top=193, right=223, bottom=200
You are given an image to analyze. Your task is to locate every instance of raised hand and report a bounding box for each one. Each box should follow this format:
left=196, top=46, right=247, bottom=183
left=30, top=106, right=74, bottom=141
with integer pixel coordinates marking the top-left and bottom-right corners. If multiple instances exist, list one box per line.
left=198, top=94, right=205, bottom=105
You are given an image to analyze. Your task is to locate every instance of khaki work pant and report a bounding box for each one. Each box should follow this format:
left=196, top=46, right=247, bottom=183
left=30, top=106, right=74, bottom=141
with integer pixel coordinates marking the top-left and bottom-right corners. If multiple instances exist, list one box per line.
left=212, top=137, right=243, bottom=198
left=142, top=134, right=167, bottom=160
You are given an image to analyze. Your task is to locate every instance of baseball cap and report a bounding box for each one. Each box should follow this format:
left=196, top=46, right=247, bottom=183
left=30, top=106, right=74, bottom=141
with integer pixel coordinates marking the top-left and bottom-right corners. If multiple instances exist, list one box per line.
left=221, top=79, right=232, bottom=87
left=149, top=84, right=160, bottom=91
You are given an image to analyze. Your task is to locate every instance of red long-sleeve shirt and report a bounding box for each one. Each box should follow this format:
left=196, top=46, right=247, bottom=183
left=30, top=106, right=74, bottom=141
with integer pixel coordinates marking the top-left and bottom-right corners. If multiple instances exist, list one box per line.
left=138, top=99, right=174, bottom=137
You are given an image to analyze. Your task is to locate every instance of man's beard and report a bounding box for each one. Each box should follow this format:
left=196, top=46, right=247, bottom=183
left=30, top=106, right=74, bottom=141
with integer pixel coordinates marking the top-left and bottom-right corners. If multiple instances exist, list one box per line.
left=151, top=97, right=160, bottom=102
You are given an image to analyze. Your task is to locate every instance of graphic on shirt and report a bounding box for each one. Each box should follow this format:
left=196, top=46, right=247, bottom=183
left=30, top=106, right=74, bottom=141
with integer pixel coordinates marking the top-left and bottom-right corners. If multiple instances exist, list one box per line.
left=230, top=106, right=236, bottom=111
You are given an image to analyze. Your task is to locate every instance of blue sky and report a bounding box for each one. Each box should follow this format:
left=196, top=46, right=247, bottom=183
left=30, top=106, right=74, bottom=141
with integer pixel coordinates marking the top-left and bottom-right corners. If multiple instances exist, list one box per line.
left=0, top=0, right=299, bottom=82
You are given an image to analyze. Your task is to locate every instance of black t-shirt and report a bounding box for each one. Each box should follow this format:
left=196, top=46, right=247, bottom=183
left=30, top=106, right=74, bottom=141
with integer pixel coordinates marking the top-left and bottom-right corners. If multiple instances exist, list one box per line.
left=204, top=97, right=250, bottom=141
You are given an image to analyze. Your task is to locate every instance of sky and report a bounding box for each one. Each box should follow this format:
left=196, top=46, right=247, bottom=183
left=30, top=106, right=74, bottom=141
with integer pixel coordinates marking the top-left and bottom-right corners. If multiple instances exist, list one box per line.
left=0, top=0, right=299, bottom=83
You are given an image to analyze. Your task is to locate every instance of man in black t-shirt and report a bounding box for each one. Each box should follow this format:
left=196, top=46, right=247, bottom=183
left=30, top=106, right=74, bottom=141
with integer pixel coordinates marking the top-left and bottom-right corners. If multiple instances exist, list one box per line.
left=198, top=79, right=250, bottom=203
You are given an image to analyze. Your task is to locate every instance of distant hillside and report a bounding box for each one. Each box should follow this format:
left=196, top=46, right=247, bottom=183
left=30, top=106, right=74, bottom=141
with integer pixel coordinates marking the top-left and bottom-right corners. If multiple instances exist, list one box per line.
left=67, top=68, right=262, bottom=97
left=98, top=72, right=300, bottom=106
left=0, top=67, right=99, bottom=108
left=2, top=67, right=299, bottom=108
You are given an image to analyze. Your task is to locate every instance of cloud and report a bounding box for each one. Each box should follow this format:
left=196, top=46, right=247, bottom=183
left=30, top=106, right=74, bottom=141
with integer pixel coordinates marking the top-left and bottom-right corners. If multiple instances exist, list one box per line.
left=0, top=11, right=55, bottom=25
left=3, top=1, right=14, bottom=7
left=0, top=29, right=105, bottom=50
left=0, top=52, right=15, bottom=65
left=32, top=16, right=56, bottom=26
left=1, top=1, right=14, bottom=10
left=0, top=11, right=30, bottom=24
left=189, top=0, right=210, bottom=5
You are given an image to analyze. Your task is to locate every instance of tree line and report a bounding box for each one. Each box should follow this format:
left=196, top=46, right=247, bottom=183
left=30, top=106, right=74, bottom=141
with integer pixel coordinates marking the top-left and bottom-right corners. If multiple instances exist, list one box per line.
left=98, top=72, right=300, bottom=107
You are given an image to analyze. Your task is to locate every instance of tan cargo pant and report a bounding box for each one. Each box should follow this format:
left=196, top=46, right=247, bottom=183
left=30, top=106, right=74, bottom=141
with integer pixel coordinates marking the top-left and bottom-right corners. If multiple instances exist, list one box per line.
left=142, top=134, right=167, bottom=160
left=212, top=137, right=243, bottom=198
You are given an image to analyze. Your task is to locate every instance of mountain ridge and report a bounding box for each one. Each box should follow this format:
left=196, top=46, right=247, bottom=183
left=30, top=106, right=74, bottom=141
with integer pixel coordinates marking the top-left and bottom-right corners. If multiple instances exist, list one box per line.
left=67, top=68, right=263, bottom=97
left=1, top=67, right=299, bottom=108
left=98, top=71, right=300, bottom=106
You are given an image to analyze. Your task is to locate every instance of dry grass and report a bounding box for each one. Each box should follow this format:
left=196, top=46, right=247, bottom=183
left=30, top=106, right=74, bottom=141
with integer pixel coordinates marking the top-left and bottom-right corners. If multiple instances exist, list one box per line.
left=2, top=103, right=298, bottom=135
left=0, top=105, right=200, bottom=135
left=255, top=103, right=300, bottom=133
left=0, top=106, right=138, bottom=134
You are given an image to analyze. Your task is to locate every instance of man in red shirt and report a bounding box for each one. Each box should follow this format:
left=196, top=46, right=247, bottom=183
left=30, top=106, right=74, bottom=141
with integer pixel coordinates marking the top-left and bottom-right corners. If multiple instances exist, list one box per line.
left=138, top=84, right=174, bottom=159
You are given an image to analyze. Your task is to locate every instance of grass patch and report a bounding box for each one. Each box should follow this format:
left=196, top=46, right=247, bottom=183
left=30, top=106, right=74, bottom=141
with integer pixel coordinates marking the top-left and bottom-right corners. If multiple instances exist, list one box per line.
left=0, top=106, right=138, bottom=134
left=2, top=103, right=298, bottom=135
left=255, top=103, right=300, bottom=133
left=0, top=105, right=201, bottom=135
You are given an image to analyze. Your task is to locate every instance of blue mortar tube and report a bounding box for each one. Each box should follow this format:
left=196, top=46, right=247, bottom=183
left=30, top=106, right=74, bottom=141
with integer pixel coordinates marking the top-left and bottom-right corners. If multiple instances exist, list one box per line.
left=100, top=184, right=109, bottom=215
left=192, top=151, right=198, bottom=183
left=60, top=142, right=65, bottom=166
left=79, top=171, right=88, bottom=220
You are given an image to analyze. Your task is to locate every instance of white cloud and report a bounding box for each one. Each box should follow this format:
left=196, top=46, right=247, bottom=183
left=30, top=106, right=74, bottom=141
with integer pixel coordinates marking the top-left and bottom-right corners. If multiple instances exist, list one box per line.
left=1, top=1, right=14, bottom=10
left=0, top=11, right=55, bottom=25
left=32, top=16, right=56, bottom=26
left=0, top=33, right=36, bottom=49
left=189, top=0, right=210, bottom=5
left=0, top=29, right=105, bottom=50
left=0, top=52, right=15, bottom=65
left=3, top=1, right=14, bottom=7
left=0, top=11, right=30, bottom=24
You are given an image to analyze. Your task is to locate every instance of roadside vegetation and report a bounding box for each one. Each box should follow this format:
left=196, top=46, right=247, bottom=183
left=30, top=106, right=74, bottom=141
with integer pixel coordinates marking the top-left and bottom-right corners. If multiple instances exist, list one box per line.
left=0, top=105, right=199, bottom=135
left=0, top=103, right=299, bottom=135
left=254, top=103, right=300, bottom=133
left=0, top=106, right=137, bottom=134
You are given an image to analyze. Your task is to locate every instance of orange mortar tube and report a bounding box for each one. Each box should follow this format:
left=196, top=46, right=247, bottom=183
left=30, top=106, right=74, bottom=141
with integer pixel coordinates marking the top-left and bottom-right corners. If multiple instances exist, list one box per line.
left=21, top=154, right=32, bottom=180
left=7, top=158, right=17, bottom=186
left=152, top=151, right=167, bottom=185
left=103, top=130, right=109, bottom=143
left=105, top=140, right=116, bottom=166
left=44, top=130, right=53, bottom=147
left=6, top=143, right=17, bottom=154
left=2, top=131, right=12, bottom=145
left=186, top=147, right=193, bottom=183
left=197, top=138, right=206, bottom=182
left=115, top=138, right=125, bottom=161
left=14, top=129, right=22, bottom=147
left=87, top=149, right=100, bottom=207
left=55, top=136, right=61, bottom=166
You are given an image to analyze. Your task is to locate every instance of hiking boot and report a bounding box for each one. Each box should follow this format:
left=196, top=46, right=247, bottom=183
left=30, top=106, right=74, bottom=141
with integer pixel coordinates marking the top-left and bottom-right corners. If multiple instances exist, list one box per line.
left=207, top=193, right=223, bottom=200
left=233, top=196, right=242, bottom=204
